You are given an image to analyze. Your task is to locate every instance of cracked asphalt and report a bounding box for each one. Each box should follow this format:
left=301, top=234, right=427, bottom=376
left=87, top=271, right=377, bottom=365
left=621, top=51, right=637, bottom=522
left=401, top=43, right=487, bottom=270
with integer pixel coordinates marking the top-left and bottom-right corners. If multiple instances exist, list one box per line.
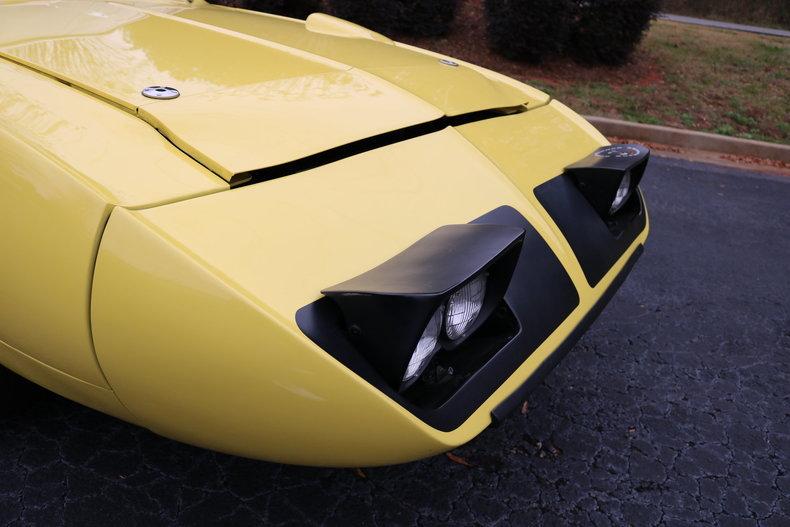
left=1, top=156, right=789, bottom=526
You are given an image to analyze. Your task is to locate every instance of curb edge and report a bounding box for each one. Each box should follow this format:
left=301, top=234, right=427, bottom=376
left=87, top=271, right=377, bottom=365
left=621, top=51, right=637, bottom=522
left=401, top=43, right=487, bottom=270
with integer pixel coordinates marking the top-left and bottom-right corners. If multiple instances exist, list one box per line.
left=585, top=116, right=790, bottom=164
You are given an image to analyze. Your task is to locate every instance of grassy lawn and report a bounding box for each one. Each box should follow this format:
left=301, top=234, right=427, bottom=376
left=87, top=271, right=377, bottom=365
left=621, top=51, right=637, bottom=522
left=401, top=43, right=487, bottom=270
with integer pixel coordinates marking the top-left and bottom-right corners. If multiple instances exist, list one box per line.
left=538, top=21, right=789, bottom=144
left=401, top=7, right=789, bottom=145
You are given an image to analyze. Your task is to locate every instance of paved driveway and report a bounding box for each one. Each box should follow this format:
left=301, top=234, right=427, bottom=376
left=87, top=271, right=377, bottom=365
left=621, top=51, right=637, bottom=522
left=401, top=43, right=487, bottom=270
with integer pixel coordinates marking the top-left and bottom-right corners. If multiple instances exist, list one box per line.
left=1, top=157, right=788, bottom=526
left=658, top=14, right=790, bottom=38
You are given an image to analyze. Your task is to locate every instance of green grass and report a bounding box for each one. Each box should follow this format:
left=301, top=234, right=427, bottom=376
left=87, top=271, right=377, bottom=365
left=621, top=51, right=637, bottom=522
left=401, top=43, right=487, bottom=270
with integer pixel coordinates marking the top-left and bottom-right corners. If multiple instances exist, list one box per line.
left=399, top=10, right=788, bottom=145
left=530, top=21, right=790, bottom=145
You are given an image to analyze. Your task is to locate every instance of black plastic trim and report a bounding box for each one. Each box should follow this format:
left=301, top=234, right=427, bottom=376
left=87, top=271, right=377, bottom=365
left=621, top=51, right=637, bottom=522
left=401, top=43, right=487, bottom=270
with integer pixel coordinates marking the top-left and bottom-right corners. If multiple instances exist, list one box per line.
left=535, top=174, right=646, bottom=288
left=491, top=245, right=644, bottom=425
left=296, top=206, right=581, bottom=431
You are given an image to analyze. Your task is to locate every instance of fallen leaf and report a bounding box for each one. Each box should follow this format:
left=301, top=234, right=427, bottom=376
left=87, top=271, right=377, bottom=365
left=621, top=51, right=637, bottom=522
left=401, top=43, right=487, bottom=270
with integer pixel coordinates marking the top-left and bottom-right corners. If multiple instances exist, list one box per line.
left=353, top=468, right=367, bottom=479
left=445, top=452, right=473, bottom=467
left=520, top=400, right=530, bottom=415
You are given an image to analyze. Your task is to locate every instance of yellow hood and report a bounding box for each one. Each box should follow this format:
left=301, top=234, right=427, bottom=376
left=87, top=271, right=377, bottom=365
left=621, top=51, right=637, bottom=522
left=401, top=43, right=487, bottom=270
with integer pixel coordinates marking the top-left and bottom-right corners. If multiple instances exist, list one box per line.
left=0, top=0, right=543, bottom=184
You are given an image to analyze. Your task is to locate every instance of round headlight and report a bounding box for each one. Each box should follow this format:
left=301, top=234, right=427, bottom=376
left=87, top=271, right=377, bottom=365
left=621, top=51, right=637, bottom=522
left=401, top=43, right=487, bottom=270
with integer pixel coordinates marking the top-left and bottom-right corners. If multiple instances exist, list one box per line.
left=445, top=274, right=487, bottom=341
left=401, top=305, right=444, bottom=390
left=609, top=172, right=632, bottom=215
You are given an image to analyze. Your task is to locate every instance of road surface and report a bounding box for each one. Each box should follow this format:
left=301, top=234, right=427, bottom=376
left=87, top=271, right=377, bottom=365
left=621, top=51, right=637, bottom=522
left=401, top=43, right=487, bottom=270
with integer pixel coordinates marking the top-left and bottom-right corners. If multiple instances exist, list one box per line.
left=1, top=157, right=788, bottom=526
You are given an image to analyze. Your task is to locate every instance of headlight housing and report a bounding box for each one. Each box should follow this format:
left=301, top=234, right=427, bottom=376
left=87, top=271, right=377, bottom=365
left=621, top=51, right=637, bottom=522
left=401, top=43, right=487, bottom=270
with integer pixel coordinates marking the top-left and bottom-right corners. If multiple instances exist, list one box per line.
left=401, top=305, right=444, bottom=390
left=297, top=206, right=582, bottom=431
left=566, top=144, right=649, bottom=220
left=445, top=273, right=487, bottom=342
left=609, top=171, right=632, bottom=215
left=322, top=224, right=524, bottom=391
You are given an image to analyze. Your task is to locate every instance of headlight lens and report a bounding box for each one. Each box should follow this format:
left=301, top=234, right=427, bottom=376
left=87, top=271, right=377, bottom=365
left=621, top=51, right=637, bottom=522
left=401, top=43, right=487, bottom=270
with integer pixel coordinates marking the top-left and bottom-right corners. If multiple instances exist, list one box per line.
left=609, top=172, right=632, bottom=215
left=401, top=305, right=444, bottom=389
left=445, top=274, right=487, bottom=341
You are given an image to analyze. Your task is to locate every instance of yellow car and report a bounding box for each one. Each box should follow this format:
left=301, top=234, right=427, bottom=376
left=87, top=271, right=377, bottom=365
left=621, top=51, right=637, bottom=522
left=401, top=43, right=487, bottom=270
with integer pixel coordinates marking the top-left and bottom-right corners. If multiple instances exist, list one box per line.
left=0, top=0, right=649, bottom=466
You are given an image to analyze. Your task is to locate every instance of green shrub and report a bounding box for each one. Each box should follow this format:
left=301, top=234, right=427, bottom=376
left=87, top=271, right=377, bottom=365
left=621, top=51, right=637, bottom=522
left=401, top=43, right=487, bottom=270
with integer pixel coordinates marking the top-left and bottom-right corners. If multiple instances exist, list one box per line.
left=239, top=0, right=322, bottom=19
left=326, top=0, right=392, bottom=34
left=328, top=0, right=459, bottom=37
left=568, top=0, right=662, bottom=65
left=485, top=0, right=575, bottom=63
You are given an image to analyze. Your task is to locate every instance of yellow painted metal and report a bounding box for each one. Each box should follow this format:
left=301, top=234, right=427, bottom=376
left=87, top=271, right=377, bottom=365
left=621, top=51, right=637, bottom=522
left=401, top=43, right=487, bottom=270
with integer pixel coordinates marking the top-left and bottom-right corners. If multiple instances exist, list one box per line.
left=92, top=108, right=647, bottom=465
left=0, top=1, right=342, bottom=110
left=0, top=0, right=550, bottom=183
left=0, top=127, right=114, bottom=389
left=458, top=101, right=609, bottom=191
left=304, top=13, right=393, bottom=44
left=0, top=0, right=648, bottom=466
left=119, top=127, right=567, bottom=321
left=393, top=41, right=551, bottom=110
left=0, top=60, right=227, bottom=208
left=0, top=0, right=448, bottom=182
left=456, top=101, right=612, bottom=287
left=0, top=48, right=223, bottom=409
left=136, top=67, right=441, bottom=182
left=176, top=3, right=547, bottom=116
left=93, top=208, right=451, bottom=466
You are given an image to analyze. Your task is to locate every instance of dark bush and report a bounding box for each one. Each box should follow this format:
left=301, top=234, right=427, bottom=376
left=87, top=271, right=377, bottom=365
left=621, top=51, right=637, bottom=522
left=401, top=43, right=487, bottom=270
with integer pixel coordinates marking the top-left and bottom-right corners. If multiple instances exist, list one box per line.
left=328, top=0, right=459, bottom=37
left=485, top=0, right=575, bottom=63
left=238, top=0, right=323, bottom=19
left=327, top=0, right=391, bottom=33
left=568, top=0, right=662, bottom=65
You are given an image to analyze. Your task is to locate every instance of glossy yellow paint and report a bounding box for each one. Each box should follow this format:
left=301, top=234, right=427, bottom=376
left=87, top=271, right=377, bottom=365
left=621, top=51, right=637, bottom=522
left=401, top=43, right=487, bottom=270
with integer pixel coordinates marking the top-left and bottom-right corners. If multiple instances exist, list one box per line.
left=0, top=1, right=343, bottom=110
left=0, top=125, right=135, bottom=424
left=304, top=13, right=393, bottom=44
left=456, top=101, right=614, bottom=287
left=0, top=44, right=223, bottom=417
left=137, top=67, right=441, bottom=182
left=175, top=4, right=546, bottom=116
left=0, top=59, right=226, bottom=208
left=0, top=127, right=112, bottom=388
left=0, top=0, right=648, bottom=466
left=91, top=105, right=646, bottom=466
left=0, top=1, right=443, bottom=182
left=0, top=0, right=543, bottom=183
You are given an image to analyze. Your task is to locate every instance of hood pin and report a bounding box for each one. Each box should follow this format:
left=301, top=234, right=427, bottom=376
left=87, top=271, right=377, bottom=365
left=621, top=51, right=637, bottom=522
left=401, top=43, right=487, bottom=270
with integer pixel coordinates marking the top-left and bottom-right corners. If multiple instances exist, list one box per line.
left=142, top=86, right=180, bottom=100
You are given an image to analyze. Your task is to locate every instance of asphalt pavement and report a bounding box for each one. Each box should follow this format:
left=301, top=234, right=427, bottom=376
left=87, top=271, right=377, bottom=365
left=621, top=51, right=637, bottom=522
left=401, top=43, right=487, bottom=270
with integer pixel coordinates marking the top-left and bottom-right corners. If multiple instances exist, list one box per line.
left=659, top=14, right=790, bottom=39
left=1, top=156, right=788, bottom=526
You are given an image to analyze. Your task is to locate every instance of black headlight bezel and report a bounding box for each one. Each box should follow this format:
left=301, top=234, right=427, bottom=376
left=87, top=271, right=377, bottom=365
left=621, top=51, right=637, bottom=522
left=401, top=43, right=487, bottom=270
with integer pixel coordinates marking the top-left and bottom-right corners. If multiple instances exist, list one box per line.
left=535, top=144, right=649, bottom=288
left=296, top=206, right=581, bottom=432
left=321, top=223, right=525, bottom=390
left=296, top=144, right=650, bottom=430
left=564, top=144, right=649, bottom=223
